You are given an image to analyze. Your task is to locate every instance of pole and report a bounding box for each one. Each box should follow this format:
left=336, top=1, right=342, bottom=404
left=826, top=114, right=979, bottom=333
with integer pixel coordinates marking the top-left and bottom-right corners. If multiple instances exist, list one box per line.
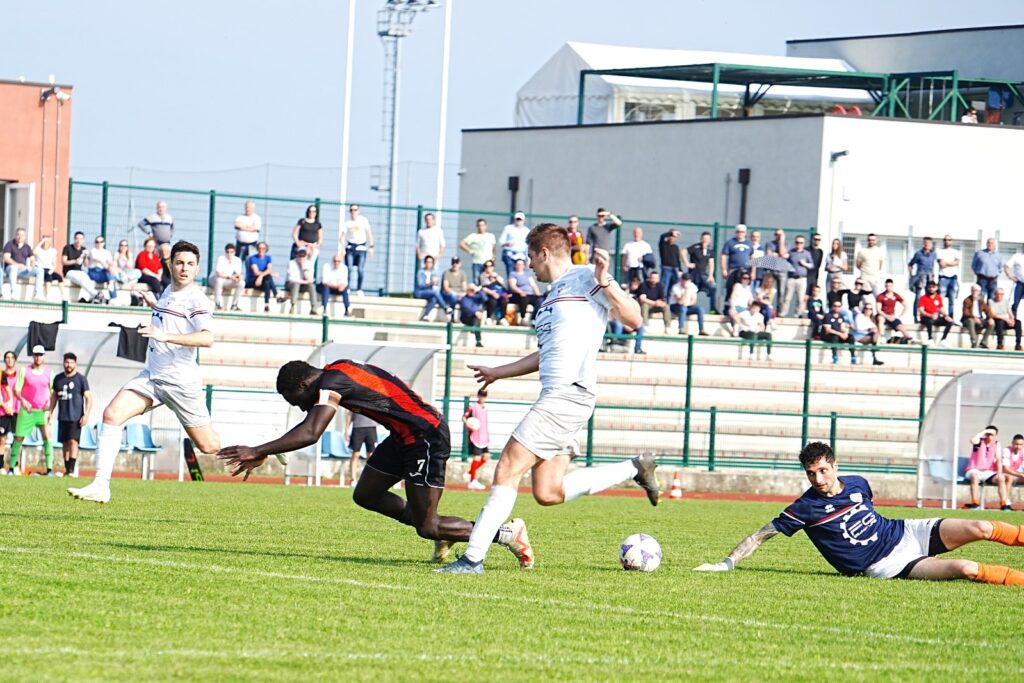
left=683, top=334, right=694, bottom=466
left=829, top=411, right=837, bottom=455
left=708, top=406, right=717, bottom=472
left=710, top=64, right=721, bottom=119
left=385, top=37, right=403, bottom=295
left=412, top=204, right=424, bottom=288
left=918, top=345, right=929, bottom=428
left=586, top=413, right=594, bottom=467
left=613, top=222, right=622, bottom=283
left=461, top=395, right=470, bottom=463
left=61, top=300, right=69, bottom=324
left=100, top=181, right=109, bottom=241
left=337, top=0, right=357, bottom=251
left=65, top=177, right=73, bottom=244
left=576, top=71, right=588, bottom=125
left=321, top=314, right=330, bottom=344
left=433, top=0, right=454, bottom=224
left=207, top=190, right=217, bottom=285
left=205, top=384, right=214, bottom=416
left=442, top=319, right=454, bottom=421
left=801, top=338, right=812, bottom=445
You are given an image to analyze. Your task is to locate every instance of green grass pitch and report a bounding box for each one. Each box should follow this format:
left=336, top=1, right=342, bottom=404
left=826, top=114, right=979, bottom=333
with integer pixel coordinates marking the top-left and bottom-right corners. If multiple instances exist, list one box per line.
left=2, top=477, right=1022, bottom=681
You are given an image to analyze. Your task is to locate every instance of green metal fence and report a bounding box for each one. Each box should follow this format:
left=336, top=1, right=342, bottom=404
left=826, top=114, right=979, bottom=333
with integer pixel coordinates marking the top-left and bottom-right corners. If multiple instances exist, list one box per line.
left=66, top=179, right=814, bottom=295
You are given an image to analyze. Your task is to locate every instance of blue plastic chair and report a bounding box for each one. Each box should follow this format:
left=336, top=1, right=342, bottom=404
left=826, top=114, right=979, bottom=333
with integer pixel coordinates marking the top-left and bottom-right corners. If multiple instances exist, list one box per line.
left=126, top=424, right=160, bottom=453
left=320, top=431, right=350, bottom=459
left=22, top=428, right=43, bottom=448
left=78, top=424, right=99, bottom=451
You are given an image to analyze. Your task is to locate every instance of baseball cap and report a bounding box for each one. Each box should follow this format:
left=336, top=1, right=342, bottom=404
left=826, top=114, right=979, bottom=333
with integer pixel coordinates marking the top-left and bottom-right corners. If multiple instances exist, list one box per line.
left=451, top=256, right=461, bottom=263
left=31, top=345, right=45, bottom=355
left=514, top=211, right=526, bottom=221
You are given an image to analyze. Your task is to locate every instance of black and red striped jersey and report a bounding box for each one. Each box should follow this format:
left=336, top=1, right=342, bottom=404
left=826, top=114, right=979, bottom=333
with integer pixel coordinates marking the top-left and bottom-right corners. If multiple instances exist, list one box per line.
left=314, top=359, right=442, bottom=445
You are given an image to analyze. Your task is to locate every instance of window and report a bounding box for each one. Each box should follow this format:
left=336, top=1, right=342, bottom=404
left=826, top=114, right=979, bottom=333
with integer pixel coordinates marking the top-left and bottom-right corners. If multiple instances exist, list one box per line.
left=623, top=102, right=679, bottom=122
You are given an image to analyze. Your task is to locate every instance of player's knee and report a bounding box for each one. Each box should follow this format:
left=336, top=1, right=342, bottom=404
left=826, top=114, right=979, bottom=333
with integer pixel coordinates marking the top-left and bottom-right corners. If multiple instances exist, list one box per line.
left=352, top=487, right=375, bottom=511
left=975, top=519, right=994, bottom=540
left=533, top=487, right=564, bottom=506
left=959, top=560, right=979, bottom=580
left=415, top=520, right=440, bottom=540
left=101, top=404, right=125, bottom=425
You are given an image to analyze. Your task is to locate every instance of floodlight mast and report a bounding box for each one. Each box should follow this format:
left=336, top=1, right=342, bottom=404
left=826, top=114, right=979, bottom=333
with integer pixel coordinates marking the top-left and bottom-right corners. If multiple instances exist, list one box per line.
left=377, top=0, right=438, bottom=293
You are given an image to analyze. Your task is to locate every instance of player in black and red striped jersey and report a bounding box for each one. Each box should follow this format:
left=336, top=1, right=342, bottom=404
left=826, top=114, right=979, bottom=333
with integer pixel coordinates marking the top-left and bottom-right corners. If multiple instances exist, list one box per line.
left=217, top=359, right=533, bottom=567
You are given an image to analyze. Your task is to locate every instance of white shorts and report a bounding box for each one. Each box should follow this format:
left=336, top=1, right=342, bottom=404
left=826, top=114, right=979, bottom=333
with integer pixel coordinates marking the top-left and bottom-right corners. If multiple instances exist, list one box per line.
left=123, top=369, right=211, bottom=429
left=964, top=469, right=999, bottom=483
left=863, top=518, right=940, bottom=579
left=511, top=384, right=595, bottom=461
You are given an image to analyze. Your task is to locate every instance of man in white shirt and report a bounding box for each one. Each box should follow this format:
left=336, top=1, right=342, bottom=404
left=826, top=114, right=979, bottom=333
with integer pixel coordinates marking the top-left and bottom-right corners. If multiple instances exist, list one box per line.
left=621, top=226, right=653, bottom=284
left=210, top=242, right=244, bottom=311
left=855, top=233, right=885, bottom=295
left=936, top=234, right=961, bottom=318
left=669, top=273, right=708, bottom=336
left=415, top=212, right=445, bottom=265
left=342, top=204, right=374, bottom=295
left=319, top=252, right=350, bottom=316
left=1002, top=243, right=1024, bottom=313
left=459, top=218, right=496, bottom=283
left=736, top=301, right=772, bottom=360
left=287, top=249, right=319, bottom=316
left=233, top=200, right=262, bottom=265
left=437, top=223, right=659, bottom=575
left=497, top=212, right=531, bottom=278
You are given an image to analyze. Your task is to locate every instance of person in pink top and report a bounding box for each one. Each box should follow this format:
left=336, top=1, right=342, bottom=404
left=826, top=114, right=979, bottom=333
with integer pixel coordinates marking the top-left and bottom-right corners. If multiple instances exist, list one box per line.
left=1000, top=433, right=1024, bottom=511
left=0, top=350, right=18, bottom=473
left=964, top=425, right=1008, bottom=510
left=463, top=389, right=491, bottom=490
left=10, top=345, right=54, bottom=476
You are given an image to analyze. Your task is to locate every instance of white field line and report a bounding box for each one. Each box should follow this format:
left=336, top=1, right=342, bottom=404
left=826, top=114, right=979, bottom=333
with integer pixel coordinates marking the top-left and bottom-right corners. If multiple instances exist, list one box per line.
left=0, top=545, right=1013, bottom=655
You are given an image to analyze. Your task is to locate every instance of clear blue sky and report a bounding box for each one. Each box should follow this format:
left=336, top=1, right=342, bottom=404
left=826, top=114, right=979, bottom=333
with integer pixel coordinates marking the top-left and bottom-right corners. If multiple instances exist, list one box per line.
left=4, top=1, right=1023, bottom=207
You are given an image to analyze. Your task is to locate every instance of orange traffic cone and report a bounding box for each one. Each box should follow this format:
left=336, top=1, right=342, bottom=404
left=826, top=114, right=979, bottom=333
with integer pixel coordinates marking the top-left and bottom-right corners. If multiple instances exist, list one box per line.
left=669, top=471, right=683, bottom=499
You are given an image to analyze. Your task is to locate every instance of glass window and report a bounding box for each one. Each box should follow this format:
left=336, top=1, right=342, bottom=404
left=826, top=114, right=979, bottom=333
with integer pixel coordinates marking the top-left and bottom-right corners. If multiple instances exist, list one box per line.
left=883, top=239, right=908, bottom=276
left=623, top=102, right=679, bottom=123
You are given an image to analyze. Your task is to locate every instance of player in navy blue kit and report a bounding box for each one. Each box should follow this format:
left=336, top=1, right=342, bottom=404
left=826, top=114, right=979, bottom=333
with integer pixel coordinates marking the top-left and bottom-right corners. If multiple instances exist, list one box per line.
left=694, top=442, right=1024, bottom=586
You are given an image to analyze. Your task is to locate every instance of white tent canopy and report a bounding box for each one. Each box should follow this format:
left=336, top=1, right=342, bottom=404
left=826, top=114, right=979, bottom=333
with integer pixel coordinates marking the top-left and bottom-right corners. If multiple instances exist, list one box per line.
left=916, top=370, right=1024, bottom=508
left=515, top=41, right=874, bottom=127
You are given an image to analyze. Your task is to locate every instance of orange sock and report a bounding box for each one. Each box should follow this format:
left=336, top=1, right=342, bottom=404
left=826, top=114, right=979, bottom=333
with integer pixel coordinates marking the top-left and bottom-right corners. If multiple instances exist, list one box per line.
left=988, top=521, right=1024, bottom=546
left=975, top=563, right=1024, bottom=586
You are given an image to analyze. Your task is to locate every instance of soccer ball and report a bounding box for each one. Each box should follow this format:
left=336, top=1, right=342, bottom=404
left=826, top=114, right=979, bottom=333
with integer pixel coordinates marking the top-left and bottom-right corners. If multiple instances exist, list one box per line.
left=619, top=533, right=662, bottom=572
left=465, top=416, right=481, bottom=432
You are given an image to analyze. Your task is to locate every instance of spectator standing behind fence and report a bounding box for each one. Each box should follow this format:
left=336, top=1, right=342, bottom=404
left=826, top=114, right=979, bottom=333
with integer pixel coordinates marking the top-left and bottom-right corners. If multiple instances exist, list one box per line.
left=459, top=283, right=488, bottom=348
left=507, top=259, right=541, bottom=325
left=824, top=238, right=848, bottom=288
left=416, top=212, right=445, bottom=265
left=498, top=212, right=530, bottom=278
left=245, top=241, right=279, bottom=313
left=233, top=200, right=261, bottom=265
left=782, top=235, right=813, bottom=317
left=972, top=238, right=1001, bottom=301
left=936, top=235, right=961, bottom=317
left=621, top=227, right=653, bottom=285
left=441, top=256, right=467, bottom=314
left=720, top=224, right=752, bottom=297
left=50, top=352, right=91, bottom=477
left=736, top=301, right=772, bottom=360
left=1002, top=243, right=1024, bottom=313
left=210, top=243, right=243, bottom=311
left=33, top=235, right=64, bottom=300
left=134, top=237, right=164, bottom=298
left=0, top=352, right=16, bottom=474
left=87, top=235, right=118, bottom=303
left=918, top=281, right=954, bottom=345
left=319, top=252, right=351, bottom=316
left=464, top=389, right=490, bottom=490
left=459, top=218, right=496, bottom=283
left=807, top=233, right=824, bottom=296
left=685, top=231, right=717, bottom=313
left=986, top=288, right=1017, bottom=351
left=670, top=272, right=707, bottom=336
left=907, top=237, right=937, bottom=323
left=286, top=249, right=319, bottom=316
left=138, top=201, right=174, bottom=246
left=566, top=216, right=588, bottom=266
left=855, top=233, right=884, bottom=295
left=962, top=283, right=993, bottom=349
left=341, top=204, right=373, bottom=296
left=10, top=346, right=54, bottom=476
left=292, top=205, right=323, bottom=262
left=414, top=255, right=448, bottom=322
left=585, top=209, right=621, bottom=267
left=3, top=228, right=45, bottom=301
left=658, top=228, right=682, bottom=294
left=765, top=229, right=789, bottom=311
left=61, top=231, right=98, bottom=303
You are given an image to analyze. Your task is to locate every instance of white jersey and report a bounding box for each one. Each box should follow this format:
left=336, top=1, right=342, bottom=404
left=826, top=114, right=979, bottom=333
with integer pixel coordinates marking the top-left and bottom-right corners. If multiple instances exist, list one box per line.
left=147, top=283, right=214, bottom=386
left=533, top=265, right=610, bottom=393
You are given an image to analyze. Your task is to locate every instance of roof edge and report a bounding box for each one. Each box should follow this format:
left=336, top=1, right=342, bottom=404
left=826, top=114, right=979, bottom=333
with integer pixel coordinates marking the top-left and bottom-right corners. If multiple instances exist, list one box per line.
left=788, top=24, right=1024, bottom=45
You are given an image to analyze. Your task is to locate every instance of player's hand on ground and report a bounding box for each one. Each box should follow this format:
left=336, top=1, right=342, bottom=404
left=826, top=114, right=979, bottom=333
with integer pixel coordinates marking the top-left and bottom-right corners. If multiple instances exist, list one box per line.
left=693, top=560, right=733, bottom=572
left=467, top=363, right=498, bottom=389
left=139, top=325, right=168, bottom=343
left=217, top=446, right=268, bottom=481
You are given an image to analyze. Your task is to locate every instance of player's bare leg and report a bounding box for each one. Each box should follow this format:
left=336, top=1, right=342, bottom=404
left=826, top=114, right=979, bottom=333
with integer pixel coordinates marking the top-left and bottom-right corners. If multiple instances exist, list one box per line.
left=531, top=455, right=572, bottom=505
left=184, top=423, right=221, bottom=455
left=909, top=519, right=1024, bottom=585
left=68, top=389, right=152, bottom=503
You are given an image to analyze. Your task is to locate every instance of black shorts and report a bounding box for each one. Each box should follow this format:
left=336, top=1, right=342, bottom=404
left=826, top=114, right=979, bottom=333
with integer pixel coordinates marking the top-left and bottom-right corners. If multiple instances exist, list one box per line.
left=58, top=420, right=83, bottom=444
left=0, top=415, right=13, bottom=437
left=365, top=422, right=450, bottom=488
left=349, top=426, right=378, bottom=455
left=469, top=443, right=489, bottom=456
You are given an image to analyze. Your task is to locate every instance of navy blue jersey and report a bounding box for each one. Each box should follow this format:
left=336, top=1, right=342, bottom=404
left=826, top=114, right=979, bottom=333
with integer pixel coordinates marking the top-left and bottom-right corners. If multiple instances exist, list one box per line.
left=771, top=475, right=905, bottom=576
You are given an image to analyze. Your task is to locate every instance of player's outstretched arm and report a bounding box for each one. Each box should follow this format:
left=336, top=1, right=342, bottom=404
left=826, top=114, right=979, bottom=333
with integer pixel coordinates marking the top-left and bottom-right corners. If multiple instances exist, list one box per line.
left=694, top=522, right=779, bottom=571
left=467, top=351, right=539, bottom=388
left=593, top=247, right=642, bottom=329
left=218, top=406, right=336, bottom=480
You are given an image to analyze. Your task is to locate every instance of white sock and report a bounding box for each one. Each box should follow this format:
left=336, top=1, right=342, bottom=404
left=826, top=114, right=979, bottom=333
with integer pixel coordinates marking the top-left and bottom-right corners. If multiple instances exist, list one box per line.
left=562, top=459, right=638, bottom=502
left=463, top=485, right=518, bottom=564
left=92, top=423, right=122, bottom=486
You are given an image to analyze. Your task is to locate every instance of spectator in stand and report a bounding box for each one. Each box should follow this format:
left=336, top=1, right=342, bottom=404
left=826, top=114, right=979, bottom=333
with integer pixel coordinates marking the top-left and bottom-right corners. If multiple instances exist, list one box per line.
left=961, top=107, right=978, bottom=124
left=566, top=216, right=588, bottom=266
left=343, top=410, right=377, bottom=488
left=622, top=277, right=646, bottom=355
left=497, top=212, right=529, bottom=278
left=986, top=85, right=1013, bottom=124
left=286, top=249, right=319, bottom=316
left=478, top=259, right=509, bottom=325
left=781, top=235, right=814, bottom=318
left=459, top=218, right=496, bottom=283
left=134, top=237, right=164, bottom=298
left=964, top=426, right=1006, bottom=510
left=986, top=287, right=1017, bottom=350
left=137, top=201, right=174, bottom=246
left=60, top=232, right=97, bottom=303
left=33, top=235, right=63, bottom=300
left=972, top=238, right=1002, bottom=301
left=686, top=231, right=717, bottom=313
left=50, top=352, right=91, bottom=477
left=210, top=242, right=244, bottom=311
left=720, top=224, right=752, bottom=305
left=585, top=208, right=621, bottom=265
left=621, top=227, right=653, bottom=284
left=936, top=235, right=961, bottom=317
left=441, top=256, right=468, bottom=313
left=749, top=230, right=765, bottom=289
left=637, top=269, right=671, bottom=334
left=158, top=242, right=173, bottom=290
left=855, top=233, right=885, bottom=295
left=918, top=281, right=954, bottom=345
left=86, top=235, right=118, bottom=303
left=754, top=272, right=777, bottom=328
left=727, top=272, right=754, bottom=332
left=245, top=241, right=280, bottom=313
left=414, top=255, right=448, bottom=322
left=844, top=278, right=874, bottom=312
left=113, top=239, right=141, bottom=292
left=292, top=205, right=323, bottom=263
left=658, top=228, right=682, bottom=294
left=416, top=212, right=446, bottom=266
left=507, top=259, right=541, bottom=325
left=0, top=351, right=17, bottom=474
left=875, top=279, right=910, bottom=340
left=962, top=283, right=993, bottom=349
left=670, top=272, right=707, bottom=336
left=1003, top=243, right=1024, bottom=313
left=3, top=228, right=45, bottom=301
left=824, top=238, right=848, bottom=288
left=822, top=299, right=857, bottom=364
left=458, top=283, right=488, bottom=348
left=807, top=233, right=824, bottom=296
left=234, top=200, right=262, bottom=265
left=807, top=284, right=827, bottom=339
left=736, top=300, right=772, bottom=360
left=342, top=204, right=373, bottom=296
left=10, top=346, right=54, bottom=475
left=852, top=302, right=884, bottom=366
left=907, top=237, right=937, bottom=323
left=1001, top=434, right=1024, bottom=510
left=826, top=277, right=849, bottom=312
left=319, top=252, right=351, bottom=317
left=463, top=389, right=490, bottom=490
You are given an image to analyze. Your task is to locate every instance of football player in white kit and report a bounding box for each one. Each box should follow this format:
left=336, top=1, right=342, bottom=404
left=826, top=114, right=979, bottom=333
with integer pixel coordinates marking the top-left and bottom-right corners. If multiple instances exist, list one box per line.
left=438, top=223, right=660, bottom=574
left=69, top=241, right=220, bottom=504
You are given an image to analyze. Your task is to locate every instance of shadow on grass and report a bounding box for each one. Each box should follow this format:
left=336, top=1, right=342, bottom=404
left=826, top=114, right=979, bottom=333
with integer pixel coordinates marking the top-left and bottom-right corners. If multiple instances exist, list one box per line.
left=103, top=541, right=429, bottom=568
left=739, top=566, right=836, bottom=578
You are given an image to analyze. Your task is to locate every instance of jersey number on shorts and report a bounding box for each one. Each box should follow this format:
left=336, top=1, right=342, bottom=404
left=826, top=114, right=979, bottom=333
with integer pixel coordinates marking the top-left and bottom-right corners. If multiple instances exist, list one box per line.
left=408, top=458, right=426, bottom=479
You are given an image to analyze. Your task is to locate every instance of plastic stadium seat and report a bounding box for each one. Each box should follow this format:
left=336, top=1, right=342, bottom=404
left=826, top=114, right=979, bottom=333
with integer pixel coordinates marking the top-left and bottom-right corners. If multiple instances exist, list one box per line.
left=78, top=424, right=99, bottom=451
left=126, top=424, right=160, bottom=453
left=319, top=431, right=350, bottom=459
left=22, top=429, right=43, bottom=448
